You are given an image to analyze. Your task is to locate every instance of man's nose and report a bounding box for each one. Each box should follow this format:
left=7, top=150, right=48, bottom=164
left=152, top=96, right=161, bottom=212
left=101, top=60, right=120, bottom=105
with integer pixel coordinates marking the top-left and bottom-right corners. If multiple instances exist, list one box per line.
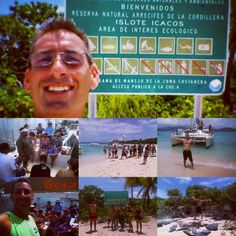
left=50, top=55, right=67, bottom=78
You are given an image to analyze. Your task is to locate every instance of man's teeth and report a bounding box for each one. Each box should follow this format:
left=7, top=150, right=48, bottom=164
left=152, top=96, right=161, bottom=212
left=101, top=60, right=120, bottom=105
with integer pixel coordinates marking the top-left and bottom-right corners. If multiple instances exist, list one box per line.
left=47, top=86, right=70, bottom=91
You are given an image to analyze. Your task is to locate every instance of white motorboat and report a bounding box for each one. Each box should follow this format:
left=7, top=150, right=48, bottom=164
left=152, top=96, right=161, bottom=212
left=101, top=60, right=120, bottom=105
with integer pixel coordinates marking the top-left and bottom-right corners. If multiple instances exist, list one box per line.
left=170, top=128, right=214, bottom=148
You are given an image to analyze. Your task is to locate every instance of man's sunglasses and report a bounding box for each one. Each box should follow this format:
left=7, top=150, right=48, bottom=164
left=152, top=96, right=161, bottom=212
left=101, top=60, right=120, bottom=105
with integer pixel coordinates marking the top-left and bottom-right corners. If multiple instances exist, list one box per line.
left=30, top=51, right=88, bottom=68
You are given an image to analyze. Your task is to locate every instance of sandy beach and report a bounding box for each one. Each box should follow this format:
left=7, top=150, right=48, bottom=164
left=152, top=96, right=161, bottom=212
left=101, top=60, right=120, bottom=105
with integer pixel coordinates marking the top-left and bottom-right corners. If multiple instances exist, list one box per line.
left=157, top=146, right=236, bottom=177
left=79, top=152, right=157, bottom=177
left=158, top=217, right=236, bottom=236
left=157, top=156, right=236, bottom=177
left=79, top=217, right=157, bottom=236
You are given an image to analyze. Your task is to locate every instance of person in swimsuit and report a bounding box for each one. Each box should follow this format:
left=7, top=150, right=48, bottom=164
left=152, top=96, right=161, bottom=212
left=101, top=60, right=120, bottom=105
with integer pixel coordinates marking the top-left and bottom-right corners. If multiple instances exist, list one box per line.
left=88, top=202, right=97, bottom=232
left=175, top=132, right=195, bottom=169
left=192, top=196, right=212, bottom=220
left=135, top=202, right=144, bottom=233
left=127, top=203, right=134, bottom=232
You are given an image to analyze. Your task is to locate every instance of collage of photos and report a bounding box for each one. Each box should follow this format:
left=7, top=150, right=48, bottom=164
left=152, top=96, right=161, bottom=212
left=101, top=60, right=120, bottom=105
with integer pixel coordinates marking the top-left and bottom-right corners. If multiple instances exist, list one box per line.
left=1, top=0, right=236, bottom=236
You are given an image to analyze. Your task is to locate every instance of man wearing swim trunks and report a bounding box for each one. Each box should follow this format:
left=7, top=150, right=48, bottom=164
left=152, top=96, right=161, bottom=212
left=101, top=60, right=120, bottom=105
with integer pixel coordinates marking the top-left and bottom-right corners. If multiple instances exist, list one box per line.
left=88, top=202, right=97, bottom=232
left=192, top=196, right=211, bottom=220
left=176, top=133, right=194, bottom=169
left=135, top=202, right=144, bottom=233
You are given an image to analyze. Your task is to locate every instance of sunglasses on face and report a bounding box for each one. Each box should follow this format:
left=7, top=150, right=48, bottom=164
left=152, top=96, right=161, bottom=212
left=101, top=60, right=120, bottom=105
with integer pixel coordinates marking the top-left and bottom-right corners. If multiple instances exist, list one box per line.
left=30, top=50, right=88, bottom=68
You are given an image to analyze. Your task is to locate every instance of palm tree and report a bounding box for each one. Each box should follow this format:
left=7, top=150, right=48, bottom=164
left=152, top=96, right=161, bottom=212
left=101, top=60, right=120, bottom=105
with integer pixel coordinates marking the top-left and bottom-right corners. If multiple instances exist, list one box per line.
left=124, top=177, right=141, bottom=199
left=137, top=177, right=157, bottom=208
left=125, top=177, right=157, bottom=209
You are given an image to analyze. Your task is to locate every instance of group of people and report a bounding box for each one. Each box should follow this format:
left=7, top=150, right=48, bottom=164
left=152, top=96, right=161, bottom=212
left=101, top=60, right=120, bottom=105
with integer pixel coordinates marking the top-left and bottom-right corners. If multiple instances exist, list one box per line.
left=104, top=143, right=156, bottom=165
left=0, top=121, right=78, bottom=178
left=17, top=121, right=63, bottom=172
left=88, top=202, right=145, bottom=234
left=30, top=200, right=78, bottom=236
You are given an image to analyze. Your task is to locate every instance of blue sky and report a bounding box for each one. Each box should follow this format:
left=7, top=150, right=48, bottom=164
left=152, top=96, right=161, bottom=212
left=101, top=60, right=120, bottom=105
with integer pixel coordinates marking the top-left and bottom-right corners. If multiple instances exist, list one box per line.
left=79, top=118, right=157, bottom=142
left=0, top=0, right=65, bottom=15
left=79, top=177, right=157, bottom=199
left=158, top=177, right=236, bottom=199
left=157, top=118, right=236, bottom=129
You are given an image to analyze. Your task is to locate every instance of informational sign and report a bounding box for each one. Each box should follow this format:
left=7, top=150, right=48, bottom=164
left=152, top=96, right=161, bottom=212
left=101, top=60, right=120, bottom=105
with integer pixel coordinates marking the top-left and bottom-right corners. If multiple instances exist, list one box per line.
left=66, top=0, right=230, bottom=95
left=104, top=191, right=129, bottom=207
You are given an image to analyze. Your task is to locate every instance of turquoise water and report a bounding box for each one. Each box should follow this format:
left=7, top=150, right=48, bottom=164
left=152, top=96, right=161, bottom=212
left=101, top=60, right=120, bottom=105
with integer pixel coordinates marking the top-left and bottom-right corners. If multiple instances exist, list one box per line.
left=80, top=143, right=105, bottom=157
left=158, top=130, right=236, bottom=169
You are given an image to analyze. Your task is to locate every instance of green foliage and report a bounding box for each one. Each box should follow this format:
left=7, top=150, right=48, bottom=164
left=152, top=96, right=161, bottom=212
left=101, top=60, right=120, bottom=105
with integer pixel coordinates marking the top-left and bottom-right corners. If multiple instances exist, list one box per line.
left=0, top=76, right=33, bottom=117
left=167, top=189, right=181, bottom=198
left=202, top=96, right=233, bottom=118
left=79, top=185, right=104, bottom=222
left=224, top=182, right=236, bottom=213
left=97, top=95, right=234, bottom=118
left=186, top=185, right=208, bottom=198
left=159, top=182, right=236, bottom=218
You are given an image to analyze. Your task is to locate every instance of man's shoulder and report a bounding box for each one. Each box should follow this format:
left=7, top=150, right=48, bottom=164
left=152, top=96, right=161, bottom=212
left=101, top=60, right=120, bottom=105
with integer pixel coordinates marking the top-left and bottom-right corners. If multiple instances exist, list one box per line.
left=0, top=212, right=10, bottom=221
left=0, top=213, right=10, bottom=234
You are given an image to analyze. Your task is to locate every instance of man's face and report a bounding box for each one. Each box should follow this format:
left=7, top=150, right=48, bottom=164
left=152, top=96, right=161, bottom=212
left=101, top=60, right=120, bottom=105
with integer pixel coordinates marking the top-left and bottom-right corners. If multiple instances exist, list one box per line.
left=21, top=131, right=28, bottom=138
left=11, top=181, right=34, bottom=212
left=24, top=30, right=99, bottom=118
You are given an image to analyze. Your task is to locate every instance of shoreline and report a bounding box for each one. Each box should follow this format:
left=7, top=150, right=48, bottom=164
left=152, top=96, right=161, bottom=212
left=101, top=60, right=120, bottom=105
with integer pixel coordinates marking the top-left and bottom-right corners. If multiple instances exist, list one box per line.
left=79, top=151, right=157, bottom=177
left=157, top=157, right=236, bottom=176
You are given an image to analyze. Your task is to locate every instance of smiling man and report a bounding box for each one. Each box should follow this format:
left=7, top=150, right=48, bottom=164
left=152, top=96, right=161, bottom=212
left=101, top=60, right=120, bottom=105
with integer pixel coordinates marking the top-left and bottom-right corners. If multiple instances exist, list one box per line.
left=24, top=18, right=99, bottom=118
left=0, top=178, right=40, bottom=236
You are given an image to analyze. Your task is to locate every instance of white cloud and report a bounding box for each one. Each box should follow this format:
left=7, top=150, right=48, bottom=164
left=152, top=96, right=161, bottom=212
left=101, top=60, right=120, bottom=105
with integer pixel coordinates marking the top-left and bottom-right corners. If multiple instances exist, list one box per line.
left=175, top=177, right=192, bottom=184
left=160, top=178, right=173, bottom=185
left=79, top=118, right=156, bottom=141
left=199, top=177, right=234, bottom=187
left=57, top=5, right=65, bottom=13
left=157, top=188, right=168, bottom=199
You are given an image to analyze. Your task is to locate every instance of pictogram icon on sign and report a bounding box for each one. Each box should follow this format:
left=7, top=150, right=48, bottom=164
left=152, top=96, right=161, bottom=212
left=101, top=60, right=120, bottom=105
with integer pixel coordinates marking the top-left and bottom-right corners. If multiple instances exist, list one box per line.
left=101, top=36, right=118, bottom=54
left=140, top=59, right=156, bottom=75
left=104, top=58, right=121, bottom=74
left=140, top=37, right=156, bottom=54
left=208, top=60, right=225, bottom=76
left=191, top=60, right=207, bottom=75
left=158, top=59, right=173, bottom=74
left=175, top=60, right=190, bottom=75
left=88, top=36, right=99, bottom=53
left=120, top=37, right=137, bottom=54
left=122, top=59, right=139, bottom=75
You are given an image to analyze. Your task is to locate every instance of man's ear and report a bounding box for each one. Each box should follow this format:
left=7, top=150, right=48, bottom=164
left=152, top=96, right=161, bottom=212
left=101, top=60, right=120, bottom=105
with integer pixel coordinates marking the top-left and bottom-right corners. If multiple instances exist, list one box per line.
left=89, top=64, right=100, bottom=90
left=24, top=69, right=32, bottom=93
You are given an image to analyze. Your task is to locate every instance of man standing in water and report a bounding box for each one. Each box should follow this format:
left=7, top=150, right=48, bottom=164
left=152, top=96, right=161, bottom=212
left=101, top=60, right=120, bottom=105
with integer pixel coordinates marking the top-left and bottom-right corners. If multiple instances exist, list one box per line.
left=0, top=178, right=40, bottom=235
left=176, top=133, right=195, bottom=169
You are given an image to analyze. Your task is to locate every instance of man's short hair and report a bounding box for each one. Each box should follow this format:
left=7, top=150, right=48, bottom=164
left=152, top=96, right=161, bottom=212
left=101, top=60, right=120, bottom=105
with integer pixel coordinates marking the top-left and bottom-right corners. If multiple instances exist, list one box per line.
left=0, top=143, right=10, bottom=154
left=11, top=178, right=32, bottom=194
left=39, top=154, right=47, bottom=163
left=29, top=17, right=92, bottom=66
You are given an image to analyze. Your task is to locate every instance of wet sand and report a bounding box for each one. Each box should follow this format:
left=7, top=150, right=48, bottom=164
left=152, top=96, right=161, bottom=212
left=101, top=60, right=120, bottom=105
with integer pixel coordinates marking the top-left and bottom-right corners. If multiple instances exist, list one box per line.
left=79, top=151, right=157, bottom=177
left=157, top=150, right=236, bottom=177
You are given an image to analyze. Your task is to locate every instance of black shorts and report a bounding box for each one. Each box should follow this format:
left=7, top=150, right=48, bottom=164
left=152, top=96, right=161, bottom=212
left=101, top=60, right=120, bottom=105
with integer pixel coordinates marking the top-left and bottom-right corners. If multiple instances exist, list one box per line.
left=183, top=150, right=193, bottom=162
left=195, top=206, right=202, bottom=214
